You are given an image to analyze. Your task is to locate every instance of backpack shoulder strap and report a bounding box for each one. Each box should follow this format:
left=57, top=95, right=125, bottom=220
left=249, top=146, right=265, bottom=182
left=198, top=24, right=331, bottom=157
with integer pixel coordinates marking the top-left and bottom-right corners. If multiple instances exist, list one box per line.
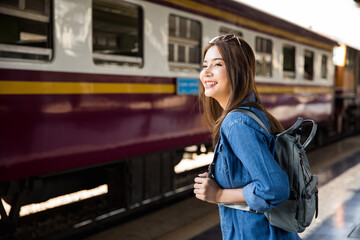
left=232, top=108, right=270, bottom=134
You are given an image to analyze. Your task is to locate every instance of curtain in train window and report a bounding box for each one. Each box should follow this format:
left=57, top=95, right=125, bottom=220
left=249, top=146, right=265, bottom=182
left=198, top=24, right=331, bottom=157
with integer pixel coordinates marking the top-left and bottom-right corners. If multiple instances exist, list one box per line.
left=321, top=55, right=328, bottom=79
left=168, top=14, right=201, bottom=71
left=283, top=45, right=296, bottom=79
left=255, top=37, right=272, bottom=77
left=93, top=0, right=143, bottom=67
left=0, top=0, right=52, bottom=61
left=304, top=50, right=314, bottom=80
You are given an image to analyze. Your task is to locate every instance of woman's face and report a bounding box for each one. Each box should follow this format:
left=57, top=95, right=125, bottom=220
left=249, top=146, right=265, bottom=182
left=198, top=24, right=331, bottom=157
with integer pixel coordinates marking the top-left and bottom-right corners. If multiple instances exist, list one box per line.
left=200, top=45, right=231, bottom=109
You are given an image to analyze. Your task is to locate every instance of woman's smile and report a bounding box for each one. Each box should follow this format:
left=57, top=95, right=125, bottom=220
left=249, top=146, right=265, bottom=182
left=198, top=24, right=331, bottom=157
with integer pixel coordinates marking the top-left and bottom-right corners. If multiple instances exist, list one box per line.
left=203, top=81, right=218, bottom=88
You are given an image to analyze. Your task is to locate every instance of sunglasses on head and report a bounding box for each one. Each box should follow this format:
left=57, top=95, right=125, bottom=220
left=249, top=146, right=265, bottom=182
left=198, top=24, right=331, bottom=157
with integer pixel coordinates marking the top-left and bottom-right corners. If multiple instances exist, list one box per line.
left=209, top=33, right=242, bottom=47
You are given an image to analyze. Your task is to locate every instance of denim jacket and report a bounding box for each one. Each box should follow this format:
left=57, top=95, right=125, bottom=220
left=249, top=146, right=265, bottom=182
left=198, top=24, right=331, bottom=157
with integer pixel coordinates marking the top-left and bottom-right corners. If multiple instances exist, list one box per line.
left=213, top=107, right=301, bottom=240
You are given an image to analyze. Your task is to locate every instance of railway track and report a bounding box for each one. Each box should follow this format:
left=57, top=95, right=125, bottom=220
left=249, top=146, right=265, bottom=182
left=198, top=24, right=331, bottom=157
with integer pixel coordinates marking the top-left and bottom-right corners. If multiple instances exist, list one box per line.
left=0, top=163, right=208, bottom=240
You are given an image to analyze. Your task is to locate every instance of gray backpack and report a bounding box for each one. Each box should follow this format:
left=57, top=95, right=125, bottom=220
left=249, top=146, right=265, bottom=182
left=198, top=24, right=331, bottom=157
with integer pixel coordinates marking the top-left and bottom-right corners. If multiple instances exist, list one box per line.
left=235, top=108, right=319, bottom=233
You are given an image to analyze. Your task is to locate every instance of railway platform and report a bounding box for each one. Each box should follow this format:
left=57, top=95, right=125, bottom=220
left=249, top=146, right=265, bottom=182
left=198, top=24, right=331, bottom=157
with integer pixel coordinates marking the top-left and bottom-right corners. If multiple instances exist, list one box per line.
left=84, top=135, right=360, bottom=240
left=300, top=150, right=360, bottom=240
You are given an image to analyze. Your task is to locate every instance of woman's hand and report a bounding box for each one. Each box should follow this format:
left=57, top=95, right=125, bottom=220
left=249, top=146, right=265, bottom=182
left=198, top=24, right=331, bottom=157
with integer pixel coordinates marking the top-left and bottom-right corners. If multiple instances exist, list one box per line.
left=193, top=172, right=223, bottom=204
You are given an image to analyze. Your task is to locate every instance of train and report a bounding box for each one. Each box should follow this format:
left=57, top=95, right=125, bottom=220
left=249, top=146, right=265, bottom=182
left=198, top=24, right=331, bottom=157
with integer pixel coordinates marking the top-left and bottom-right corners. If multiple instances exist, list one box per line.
left=333, top=44, right=360, bottom=135
left=0, top=0, right=360, bottom=231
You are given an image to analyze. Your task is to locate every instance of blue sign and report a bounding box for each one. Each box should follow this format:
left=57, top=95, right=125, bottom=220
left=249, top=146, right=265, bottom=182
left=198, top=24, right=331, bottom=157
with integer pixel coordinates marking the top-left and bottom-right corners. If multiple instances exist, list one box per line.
left=176, top=78, right=199, bottom=95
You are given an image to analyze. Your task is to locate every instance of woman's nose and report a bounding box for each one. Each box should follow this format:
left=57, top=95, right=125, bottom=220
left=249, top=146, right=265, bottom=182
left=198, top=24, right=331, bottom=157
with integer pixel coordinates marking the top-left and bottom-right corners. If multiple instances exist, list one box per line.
left=204, top=67, right=213, bottom=76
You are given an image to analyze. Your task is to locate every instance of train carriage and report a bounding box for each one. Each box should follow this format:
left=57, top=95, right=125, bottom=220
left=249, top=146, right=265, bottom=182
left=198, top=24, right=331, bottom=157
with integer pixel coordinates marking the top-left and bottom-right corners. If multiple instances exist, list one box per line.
left=0, top=0, right=345, bottom=231
left=334, top=44, right=360, bottom=134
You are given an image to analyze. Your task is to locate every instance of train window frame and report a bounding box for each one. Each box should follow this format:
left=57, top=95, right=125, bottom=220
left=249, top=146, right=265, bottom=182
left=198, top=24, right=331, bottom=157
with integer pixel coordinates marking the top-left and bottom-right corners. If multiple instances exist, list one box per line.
left=282, top=45, right=296, bottom=79
left=219, top=27, right=243, bottom=37
left=304, top=50, right=314, bottom=80
left=255, top=36, right=273, bottom=78
left=0, top=0, right=53, bottom=62
left=92, top=0, right=144, bottom=67
left=168, top=14, right=201, bottom=72
left=321, top=55, right=328, bottom=79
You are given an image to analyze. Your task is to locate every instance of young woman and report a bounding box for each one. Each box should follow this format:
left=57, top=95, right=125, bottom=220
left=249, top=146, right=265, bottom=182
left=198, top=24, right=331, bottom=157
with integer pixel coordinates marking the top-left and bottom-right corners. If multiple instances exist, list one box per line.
left=193, top=34, right=301, bottom=240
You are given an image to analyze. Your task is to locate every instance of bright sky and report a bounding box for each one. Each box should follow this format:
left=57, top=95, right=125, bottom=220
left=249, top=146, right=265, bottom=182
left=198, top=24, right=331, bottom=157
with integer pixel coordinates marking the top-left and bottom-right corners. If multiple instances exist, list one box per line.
left=237, top=0, right=360, bottom=50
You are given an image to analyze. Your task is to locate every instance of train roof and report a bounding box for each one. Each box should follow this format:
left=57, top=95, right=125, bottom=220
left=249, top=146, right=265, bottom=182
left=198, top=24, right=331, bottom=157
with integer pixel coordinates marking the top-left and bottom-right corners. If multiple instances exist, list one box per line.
left=147, top=0, right=339, bottom=51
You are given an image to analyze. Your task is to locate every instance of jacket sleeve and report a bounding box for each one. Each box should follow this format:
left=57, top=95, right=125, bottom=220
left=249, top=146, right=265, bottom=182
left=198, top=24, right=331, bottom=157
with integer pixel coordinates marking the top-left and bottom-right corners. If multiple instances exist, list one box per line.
left=225, top=120, right=290, bottom=212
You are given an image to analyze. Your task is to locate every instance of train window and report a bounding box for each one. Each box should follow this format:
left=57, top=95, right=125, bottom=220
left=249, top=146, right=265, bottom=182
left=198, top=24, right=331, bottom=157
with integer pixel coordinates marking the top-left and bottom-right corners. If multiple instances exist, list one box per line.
left=0, top=0, right=52, bottom=62
left=255, top=37, right=272, bottom=77
left=283, top=45, right=296, bottom=79
left=179, top=17, right=187, bottom=38
left=178, top=45, right=185, bottom=62
left=92, top=0, right=143, bottom=67
left=168, top=14, right=201, bottom=71
left=345, top=47, right=355, bottom=71
left=304, top=50, right=314, bottom=80
left=219, top=27, right=242, bottom=37
left=321, top=55, right=328, bottom=79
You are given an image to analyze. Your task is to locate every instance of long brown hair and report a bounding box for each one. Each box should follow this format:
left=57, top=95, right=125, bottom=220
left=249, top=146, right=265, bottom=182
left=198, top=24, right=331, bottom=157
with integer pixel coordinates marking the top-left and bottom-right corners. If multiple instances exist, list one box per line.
left=199, top=35, right=284, bottom=147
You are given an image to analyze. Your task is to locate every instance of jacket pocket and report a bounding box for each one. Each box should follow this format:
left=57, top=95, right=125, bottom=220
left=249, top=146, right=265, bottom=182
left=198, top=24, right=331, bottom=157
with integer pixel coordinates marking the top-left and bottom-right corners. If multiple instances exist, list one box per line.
left=215, top=142, right=229, bottom=174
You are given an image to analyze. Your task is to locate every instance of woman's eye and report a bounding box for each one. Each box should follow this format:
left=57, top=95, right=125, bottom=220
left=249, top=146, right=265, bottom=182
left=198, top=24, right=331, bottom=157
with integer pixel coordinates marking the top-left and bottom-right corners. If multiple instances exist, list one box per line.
left=202, top=65, right=207, bottom=69
left=215, top=63, right=222, bottom=67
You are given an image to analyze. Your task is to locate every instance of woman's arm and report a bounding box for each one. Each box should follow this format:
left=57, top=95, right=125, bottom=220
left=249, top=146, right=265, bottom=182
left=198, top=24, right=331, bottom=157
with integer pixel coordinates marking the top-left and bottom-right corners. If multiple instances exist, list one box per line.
left=226, top=119, right=289, bottom=212
left=194, top=172, right=247, bottom=205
